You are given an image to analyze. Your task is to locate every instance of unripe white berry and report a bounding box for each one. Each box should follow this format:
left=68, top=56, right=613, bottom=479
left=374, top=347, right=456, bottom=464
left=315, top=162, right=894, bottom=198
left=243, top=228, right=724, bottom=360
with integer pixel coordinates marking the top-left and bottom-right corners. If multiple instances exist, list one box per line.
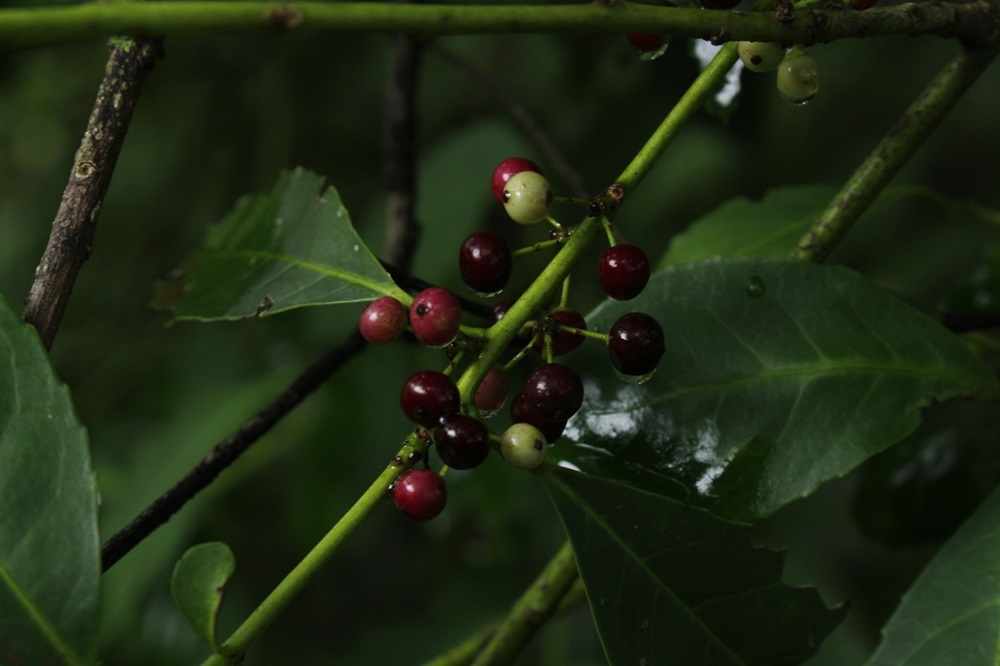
left=737, top=41, right=785, bottom=73
left=501, top=423, right=548, bottom=470
left=502, top=171, right=553, bottom=225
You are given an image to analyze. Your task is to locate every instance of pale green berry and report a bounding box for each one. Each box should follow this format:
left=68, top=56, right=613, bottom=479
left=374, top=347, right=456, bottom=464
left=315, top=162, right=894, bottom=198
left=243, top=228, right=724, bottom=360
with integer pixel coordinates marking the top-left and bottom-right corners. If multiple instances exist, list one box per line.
left=737, top=41, right=785, bottom=73
left=776, top=47, right=820, bottom=105
left=501, top=423, right=548, bottom=470
left=502, top=171, right=553, bottom=225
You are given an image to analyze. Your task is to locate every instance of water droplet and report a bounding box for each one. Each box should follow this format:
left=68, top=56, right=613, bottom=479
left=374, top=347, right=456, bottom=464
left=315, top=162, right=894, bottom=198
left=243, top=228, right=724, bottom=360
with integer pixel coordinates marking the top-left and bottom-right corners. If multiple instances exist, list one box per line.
left=613, top=367, right=656, bottom=385
left=779, top=92, right=815, bottom=107
left=478, top=407, right=501, bottom=419
left=474, top=288, right=503, bottom=298
left=745, top=275, right=766, bottom=297
left=353, top=244, right=360, bottom=252
left=636, top=40, right=669, bottom=61
left=640, top=620, right=650, bottom=632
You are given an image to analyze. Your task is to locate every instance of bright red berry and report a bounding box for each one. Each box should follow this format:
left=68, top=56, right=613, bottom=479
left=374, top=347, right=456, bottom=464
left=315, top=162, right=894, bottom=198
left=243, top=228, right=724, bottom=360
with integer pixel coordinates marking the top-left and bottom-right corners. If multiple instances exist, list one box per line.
left=435, top=414, right=491, bottom=470
left=358, top=296, right=407, bottom=344
left=400, top=370, right=460, bottom=427
left=599, top=244, right=651, bottom=301
left=491, top=157, right=542, bottom=204
left=459, top=231, right=513, bottom=296
left=523, top=363, right=584, bottom=423
left=608, top=312, right=665, bottom=379
left=410, top=287, right=462, bottom=347
left=393, top=469, right=447, bottom=521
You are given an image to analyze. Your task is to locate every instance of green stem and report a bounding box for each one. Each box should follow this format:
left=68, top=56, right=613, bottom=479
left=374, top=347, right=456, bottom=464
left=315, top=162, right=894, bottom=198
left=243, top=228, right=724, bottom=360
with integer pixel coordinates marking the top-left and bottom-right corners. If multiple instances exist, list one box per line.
left=203, top=431, right=429, bottom=665
left=1, top=1, right=997, bottom=50
left=470, top=540, right=579, bottom=666
left=791, top=44, right=1000, bottom=263
left=615, top=42, right=740, bottom=195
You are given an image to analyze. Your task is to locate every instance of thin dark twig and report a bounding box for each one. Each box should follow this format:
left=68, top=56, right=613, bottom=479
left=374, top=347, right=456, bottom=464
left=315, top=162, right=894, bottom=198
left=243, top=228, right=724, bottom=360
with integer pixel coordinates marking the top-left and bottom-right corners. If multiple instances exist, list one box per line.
left=383, top=19, right=423, bottom=273
left=429, top=42, right=589, bottom=200
left=23, top=38, right=162, bottom=350
left=101, top=330, right=368, bottom=571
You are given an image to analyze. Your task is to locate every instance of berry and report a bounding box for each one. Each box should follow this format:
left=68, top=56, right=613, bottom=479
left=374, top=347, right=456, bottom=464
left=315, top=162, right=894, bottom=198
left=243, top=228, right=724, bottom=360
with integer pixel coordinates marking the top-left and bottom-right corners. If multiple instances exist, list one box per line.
left=737, top=42, right=785, bottom=73
left=532, top=309, right=586, bottom=357
left=491, top=157, right=542, bottom=204
left=701, top=0, right=741, bottom=8
left=776, top=47, right=820, bottom=105
left=501, top=423, right=548, bottom=470
left=459, top=231, right=513, bottom=296
left=627, top=32, right=668, bottom=53
left=410, top=287, right=462, bottom=347
left=608, top=312, right=665, bottom=379
left=523, top=363, right=584, bottom=422
left=510, top=392, right=567, bottom=443
left=393, top=469, right=447, bottom=521
left=492, top=299, right=515, bottom=324
left=435, top=414, right=491, bottom=470
left=400, top=370, right=460, bottom=427
left=503, top=171, right=553, bottom=226
left=598, top=244, right=651, bottom=301
left=358, top=296, right=407, bottom=344
left=475, top=364, right=509, bottom=415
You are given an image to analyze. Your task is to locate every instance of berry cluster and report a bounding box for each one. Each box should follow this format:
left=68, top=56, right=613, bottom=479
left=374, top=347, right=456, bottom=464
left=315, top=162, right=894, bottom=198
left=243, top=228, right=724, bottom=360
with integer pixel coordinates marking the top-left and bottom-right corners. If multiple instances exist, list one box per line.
left=359, top=157, right=666, bottom=522
left=737, top=42, right=820, bottom=105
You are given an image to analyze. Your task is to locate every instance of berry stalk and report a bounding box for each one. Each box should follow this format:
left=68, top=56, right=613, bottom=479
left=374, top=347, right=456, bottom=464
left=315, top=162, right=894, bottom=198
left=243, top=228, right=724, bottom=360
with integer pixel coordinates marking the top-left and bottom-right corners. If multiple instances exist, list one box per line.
left=204, top=430, right=430, bottom=665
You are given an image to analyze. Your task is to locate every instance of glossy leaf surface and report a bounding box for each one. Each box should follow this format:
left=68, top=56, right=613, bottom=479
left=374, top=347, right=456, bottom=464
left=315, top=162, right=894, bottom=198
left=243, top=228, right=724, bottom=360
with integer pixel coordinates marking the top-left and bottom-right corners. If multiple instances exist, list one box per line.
left=171, top=542, right=236, bottom=650
left=867, top=483, right=1000, bottom=665
left=553, top=258, right=999, bottom=521
left=0, top=297, right=99, bottom=665
left=155, top=167, right=405, bottom=321
left=542, top=466, right=844, bottom=664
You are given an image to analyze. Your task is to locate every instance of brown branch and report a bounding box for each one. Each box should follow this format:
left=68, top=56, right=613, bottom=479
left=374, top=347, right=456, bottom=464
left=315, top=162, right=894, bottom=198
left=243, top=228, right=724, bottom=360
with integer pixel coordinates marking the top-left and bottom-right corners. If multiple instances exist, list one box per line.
left=101, top=330, right=368, bottom=571
left=23, top=37, right=162, bottom=350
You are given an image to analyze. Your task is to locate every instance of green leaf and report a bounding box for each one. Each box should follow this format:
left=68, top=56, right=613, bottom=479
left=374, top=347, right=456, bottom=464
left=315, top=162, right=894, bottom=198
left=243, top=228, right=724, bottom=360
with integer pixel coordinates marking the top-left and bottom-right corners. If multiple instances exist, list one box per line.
left=155, top=167, right=406, bottom=322
left=553, top=258, right=999, bottom=521
left=542, top=466, right=844, bottom=664
left=659, top=186, right=838, bottom=267
left=0, top=297, right=99, bottom=665
left=866, top=483, right=1000, bottom=666
left=171, top=542, right=236, bottom=650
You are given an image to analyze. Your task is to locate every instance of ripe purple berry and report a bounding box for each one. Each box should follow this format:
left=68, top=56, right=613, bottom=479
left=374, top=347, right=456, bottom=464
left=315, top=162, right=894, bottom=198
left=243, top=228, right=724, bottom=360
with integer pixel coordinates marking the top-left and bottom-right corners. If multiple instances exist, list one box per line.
left=459, top=231, right=513, bottom=296
left=532, top=309, right=587, bottom=357
left=410, top=287, right=462, bottom=347
left=523, top=363, right=584, bottom=423
left=400, top=370, right=460, bottom=427
left=510, top=392, right=567, bottom=443
left=435, top=414, right=491, bottom=470
left=491, top=157, right=542, bottom=204
left=598, top=244, right=651, bottom=301
left=358, top=296, right=407, bottom=344
left=393, top=469, right=447, bottom=521
left=608, top=312, right=665, bottom=380
left=475, top=364, right=509, bottom=415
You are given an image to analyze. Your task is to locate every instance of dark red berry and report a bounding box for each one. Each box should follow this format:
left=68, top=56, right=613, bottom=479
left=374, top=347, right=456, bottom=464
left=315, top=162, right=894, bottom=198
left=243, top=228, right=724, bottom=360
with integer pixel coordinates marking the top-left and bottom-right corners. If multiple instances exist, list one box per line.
left=491, top=157, right=542, bottom=204
left=627, top=33, right=668, bottom=52
left=358, top=296, right=407, bottom=344
left=400, top=370, right=460, bottom=427
left=435, top=415, right=491, bottom=470
left=459, top=231, right=513, bottom=296
left=410, top=287, right=462, bottom=347
left=393, top=469, right=447, bottom=521
left=608, top=312, right=665, bottom=378
left=475, top=364, right=509, bottom=414
left=492, top=299, right=515, bottom=324
left=510, top=392, right=567, bottom=443
left=599, top=244, right=651, bottom=301
left=523, top=363, right=584, bottom=423
left=532, top=309, right=586, bottom=357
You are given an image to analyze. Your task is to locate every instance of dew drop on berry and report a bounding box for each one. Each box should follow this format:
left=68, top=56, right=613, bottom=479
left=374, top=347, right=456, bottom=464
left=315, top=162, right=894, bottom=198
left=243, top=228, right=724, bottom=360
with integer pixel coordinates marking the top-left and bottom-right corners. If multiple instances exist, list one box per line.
left=612, top=366, right=657, bottom=385
left=745, top=275, right=766, bottom=298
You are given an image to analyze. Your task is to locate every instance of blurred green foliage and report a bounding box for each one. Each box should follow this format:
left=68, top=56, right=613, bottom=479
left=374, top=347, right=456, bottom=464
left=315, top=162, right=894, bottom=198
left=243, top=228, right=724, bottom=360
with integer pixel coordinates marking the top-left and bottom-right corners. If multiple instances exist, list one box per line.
left=0, top=22, right=998, bottom=665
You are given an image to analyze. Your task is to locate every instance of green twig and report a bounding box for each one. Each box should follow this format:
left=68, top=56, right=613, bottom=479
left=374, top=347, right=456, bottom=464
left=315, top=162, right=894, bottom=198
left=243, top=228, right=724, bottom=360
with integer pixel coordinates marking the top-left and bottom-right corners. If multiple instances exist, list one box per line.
left=1, top=1, right=998, bottom=50
left=792, top=44, right=1000, bottom=263
left=470, top=540, right=579, bottom=666
left=203, top=431, right=429, bottom=665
